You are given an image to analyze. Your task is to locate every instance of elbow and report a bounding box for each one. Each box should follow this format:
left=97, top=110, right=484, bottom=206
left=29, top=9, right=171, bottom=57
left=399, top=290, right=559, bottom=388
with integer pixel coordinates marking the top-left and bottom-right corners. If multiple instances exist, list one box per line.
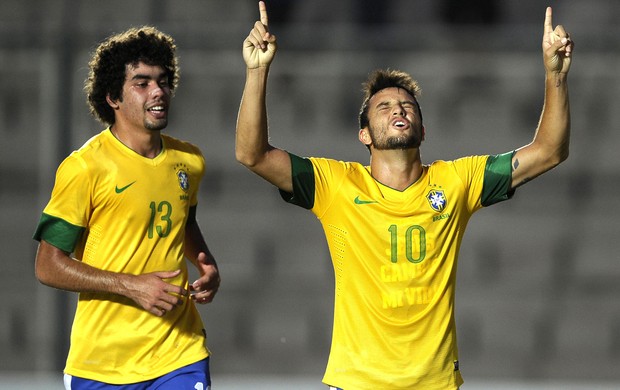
left=542, top=135, right=570, bottom=168
left=235, top=149, right=259, bottom=169
left=234, top=148, right=248, bottom=165
left=34, top=261, right=53, bottom=287
left=555, top=142, right=570, bottom=166
left=545, top=146, right=569, bottom=172
left=34, top=254, right=57, bottom=287
left=34, top=251, right=47, bottom=285
left=235, top=144, right=271, bottom=170
left=234, top=137, right=255, bottom=167
left=34, top=242, right=63, bottom=288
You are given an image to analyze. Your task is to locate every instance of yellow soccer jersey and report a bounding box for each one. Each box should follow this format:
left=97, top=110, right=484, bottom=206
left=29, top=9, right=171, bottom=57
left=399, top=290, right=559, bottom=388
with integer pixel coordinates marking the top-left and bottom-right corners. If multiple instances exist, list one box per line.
left=281, top=152, right=514, bottom=389
left=33, top=128, right=209, bottom=384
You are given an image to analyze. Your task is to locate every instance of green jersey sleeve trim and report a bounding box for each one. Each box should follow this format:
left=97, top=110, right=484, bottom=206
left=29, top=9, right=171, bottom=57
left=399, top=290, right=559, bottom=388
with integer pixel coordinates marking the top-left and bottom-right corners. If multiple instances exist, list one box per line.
left=278, top=153, right=315, bottom=209
left=33, top=213, right=85, bottom=253
left=481, top=151, right=516, bottom=207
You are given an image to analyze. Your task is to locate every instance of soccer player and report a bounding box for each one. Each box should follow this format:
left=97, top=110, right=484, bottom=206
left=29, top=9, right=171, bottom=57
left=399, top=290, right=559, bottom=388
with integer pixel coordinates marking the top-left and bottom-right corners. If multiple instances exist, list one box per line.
left=33, top=27, right=220, bottom=389
left=236, top=2, right=573, bottom=389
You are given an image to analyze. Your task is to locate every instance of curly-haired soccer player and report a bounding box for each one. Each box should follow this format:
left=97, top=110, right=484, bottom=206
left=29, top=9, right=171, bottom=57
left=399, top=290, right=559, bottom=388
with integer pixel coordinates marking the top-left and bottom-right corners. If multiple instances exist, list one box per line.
left=34, top=27, right=220, bottom=390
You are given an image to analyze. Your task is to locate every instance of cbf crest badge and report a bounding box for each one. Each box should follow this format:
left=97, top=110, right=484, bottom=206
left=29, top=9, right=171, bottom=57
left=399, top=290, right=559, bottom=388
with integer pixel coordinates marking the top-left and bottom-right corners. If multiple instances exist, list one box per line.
left=177, top=170, right=189, bottom=191
left=174, top=163, right=190, bottom=192
left=426, top=189, right=447, bottom=212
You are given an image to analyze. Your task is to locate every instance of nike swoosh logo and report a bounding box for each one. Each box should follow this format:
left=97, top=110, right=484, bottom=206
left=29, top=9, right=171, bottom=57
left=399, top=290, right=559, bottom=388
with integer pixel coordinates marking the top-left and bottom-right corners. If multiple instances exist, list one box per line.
left=354, top=196, right=378, bottom=205
left=115, top=181, right=136, bottom=194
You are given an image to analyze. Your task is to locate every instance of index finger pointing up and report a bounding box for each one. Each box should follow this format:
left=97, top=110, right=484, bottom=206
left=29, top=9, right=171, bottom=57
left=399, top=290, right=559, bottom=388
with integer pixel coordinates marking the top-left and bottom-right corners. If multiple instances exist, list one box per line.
left=259, top=1, right=269, bottom=27
left=544, top=7, right=553, bottom=34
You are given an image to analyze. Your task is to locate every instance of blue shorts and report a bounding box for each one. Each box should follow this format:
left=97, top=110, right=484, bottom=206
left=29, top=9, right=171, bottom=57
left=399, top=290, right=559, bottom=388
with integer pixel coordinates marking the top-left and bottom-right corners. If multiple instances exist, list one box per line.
left=64, top=358, right=210, bottom=390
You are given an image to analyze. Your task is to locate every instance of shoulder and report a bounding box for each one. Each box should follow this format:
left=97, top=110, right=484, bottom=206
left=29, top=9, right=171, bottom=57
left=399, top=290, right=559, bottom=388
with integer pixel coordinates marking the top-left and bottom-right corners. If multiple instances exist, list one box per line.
left=56, top=130, right=110, bottom=175
left=162, top=134, right=205, bottom=179
left=162, top=134, right=205, bottom=169
left=306, top=157, right=373, bottom=193
left=162, top=134, right=203, bottom=156
left=308, top=157, right=367, bottom=174
left=64, top=128, right=119, bottom=164
left=427, top=155, right=490, bottom=172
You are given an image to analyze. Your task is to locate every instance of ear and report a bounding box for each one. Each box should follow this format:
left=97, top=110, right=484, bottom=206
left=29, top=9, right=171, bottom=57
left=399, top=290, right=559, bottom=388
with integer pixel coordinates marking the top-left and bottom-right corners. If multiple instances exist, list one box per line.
left=106, top=94, right=119, bottom=109
left=359, top=128, right=371, bottom=146
left=421, top=126, right=426, bottom=141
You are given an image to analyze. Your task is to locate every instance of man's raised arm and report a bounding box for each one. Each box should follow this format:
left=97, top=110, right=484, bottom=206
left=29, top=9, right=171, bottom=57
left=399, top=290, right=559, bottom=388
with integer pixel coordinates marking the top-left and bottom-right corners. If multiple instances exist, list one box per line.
left=236, top=1, right=293, bottom=193
left=511, top=7, right=574, bottom=189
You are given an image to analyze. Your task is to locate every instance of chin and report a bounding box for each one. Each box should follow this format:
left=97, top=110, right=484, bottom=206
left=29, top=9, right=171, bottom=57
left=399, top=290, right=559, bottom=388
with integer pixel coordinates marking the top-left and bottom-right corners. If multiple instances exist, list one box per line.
left=384, top=137, right=420, bottom=150
left=145, top=121, right=168, bottom=132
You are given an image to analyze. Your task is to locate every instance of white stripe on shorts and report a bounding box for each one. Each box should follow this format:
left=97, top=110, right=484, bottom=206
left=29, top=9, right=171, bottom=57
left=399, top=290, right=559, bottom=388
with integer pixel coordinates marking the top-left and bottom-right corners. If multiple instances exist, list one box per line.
left=63, top=374, right=72, bottom=390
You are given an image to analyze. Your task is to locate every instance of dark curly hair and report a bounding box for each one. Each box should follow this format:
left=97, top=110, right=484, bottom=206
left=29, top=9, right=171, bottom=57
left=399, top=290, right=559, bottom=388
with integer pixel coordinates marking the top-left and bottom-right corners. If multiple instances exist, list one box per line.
left=358, top=69, right=422, bottom=130
left=84, top=26, right=179, bottom=125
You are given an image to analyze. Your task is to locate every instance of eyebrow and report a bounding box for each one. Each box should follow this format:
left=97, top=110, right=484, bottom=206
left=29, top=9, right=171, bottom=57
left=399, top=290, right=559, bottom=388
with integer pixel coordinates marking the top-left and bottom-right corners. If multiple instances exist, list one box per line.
left=130, top=72, right=167, bottom=81
left=374, top=99, right=416, bottom=108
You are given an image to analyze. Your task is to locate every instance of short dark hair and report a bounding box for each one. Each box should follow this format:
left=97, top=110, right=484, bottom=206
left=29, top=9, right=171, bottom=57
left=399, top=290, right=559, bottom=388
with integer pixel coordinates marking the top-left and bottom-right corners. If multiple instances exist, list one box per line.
left=84, top=26, right=179, bottom=125
left=358, top=69, right=422, bottom=130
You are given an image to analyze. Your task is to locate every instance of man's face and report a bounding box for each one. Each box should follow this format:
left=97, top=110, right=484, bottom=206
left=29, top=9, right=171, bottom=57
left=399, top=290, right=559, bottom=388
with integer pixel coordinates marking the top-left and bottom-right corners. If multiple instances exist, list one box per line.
left=112, top=62, right=171, bottom=132
left=362, top=87, right=424, bottom=150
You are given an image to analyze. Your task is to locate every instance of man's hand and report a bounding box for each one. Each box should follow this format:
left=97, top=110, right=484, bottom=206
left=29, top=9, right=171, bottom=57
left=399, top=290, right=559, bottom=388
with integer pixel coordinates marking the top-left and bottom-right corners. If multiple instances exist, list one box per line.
left=122, top=269, right=187, bottom=317
left=542, top=7, right=574, bottom=75
left=190, top=252, right=221, bottom=304
left=243, top=1, right=277, bottom=69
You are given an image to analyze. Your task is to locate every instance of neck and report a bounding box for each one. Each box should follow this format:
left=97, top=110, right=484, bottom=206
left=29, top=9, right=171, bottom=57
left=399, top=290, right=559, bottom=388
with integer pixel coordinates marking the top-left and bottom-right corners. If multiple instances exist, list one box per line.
left=110, top=124, right=162, bottom=159
left=369, top=148, right=423, bottom=191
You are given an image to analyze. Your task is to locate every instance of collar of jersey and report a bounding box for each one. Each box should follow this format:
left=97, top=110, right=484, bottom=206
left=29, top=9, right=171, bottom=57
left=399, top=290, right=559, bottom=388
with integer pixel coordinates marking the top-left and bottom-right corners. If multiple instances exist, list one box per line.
left=105, top=128, right=168, bottom=166
left=370, top=166, right=428, bottom=201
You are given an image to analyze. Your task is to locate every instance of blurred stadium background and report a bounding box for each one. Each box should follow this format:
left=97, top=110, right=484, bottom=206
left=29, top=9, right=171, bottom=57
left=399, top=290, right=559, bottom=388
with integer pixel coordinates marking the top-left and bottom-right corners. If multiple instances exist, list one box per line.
left=1, top=0, right=619, bottom=388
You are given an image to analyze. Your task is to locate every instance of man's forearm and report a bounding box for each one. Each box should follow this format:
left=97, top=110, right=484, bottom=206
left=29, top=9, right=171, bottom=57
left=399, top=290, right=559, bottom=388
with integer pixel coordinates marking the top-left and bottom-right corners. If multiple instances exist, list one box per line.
left=236, top=67, right=271, bottom=167
left=537, top=72, right=570, bottom=164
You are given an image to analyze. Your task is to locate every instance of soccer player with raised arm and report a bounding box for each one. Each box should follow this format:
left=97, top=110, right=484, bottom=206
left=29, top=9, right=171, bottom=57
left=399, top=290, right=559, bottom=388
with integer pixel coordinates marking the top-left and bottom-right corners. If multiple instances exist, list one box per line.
left=236, top=2, right=573, bottom=389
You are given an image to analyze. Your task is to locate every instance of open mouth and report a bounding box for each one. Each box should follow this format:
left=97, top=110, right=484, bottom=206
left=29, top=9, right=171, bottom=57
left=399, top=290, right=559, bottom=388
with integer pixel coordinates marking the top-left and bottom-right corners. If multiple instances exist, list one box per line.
left=148, top=105, right=165, bottom=112
left=392, top=119, right=409, bottom=129
left=147, top=105, right=167, bottom=118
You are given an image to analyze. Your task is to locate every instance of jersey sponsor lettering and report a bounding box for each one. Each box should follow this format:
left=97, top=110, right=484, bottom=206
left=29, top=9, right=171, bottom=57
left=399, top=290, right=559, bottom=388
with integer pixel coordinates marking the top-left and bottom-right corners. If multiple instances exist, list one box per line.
left=382, top=286, right=435, bottom=308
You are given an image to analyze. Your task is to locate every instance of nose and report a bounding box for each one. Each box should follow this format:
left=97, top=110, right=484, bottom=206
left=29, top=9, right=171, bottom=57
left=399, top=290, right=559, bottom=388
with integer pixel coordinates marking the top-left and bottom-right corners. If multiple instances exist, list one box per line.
left=150, top=85, right=164, bottom=98
left=392, top=104, right=406, bottom=116
left=149, top=81, right=169, bottom=99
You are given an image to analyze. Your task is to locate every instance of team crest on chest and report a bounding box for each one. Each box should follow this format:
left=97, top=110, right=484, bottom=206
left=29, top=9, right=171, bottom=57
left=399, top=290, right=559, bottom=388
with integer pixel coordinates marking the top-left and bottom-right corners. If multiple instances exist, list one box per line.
left=426, top=189, right=447, bottom=212
left=173, top=163, right=190, bottom=192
